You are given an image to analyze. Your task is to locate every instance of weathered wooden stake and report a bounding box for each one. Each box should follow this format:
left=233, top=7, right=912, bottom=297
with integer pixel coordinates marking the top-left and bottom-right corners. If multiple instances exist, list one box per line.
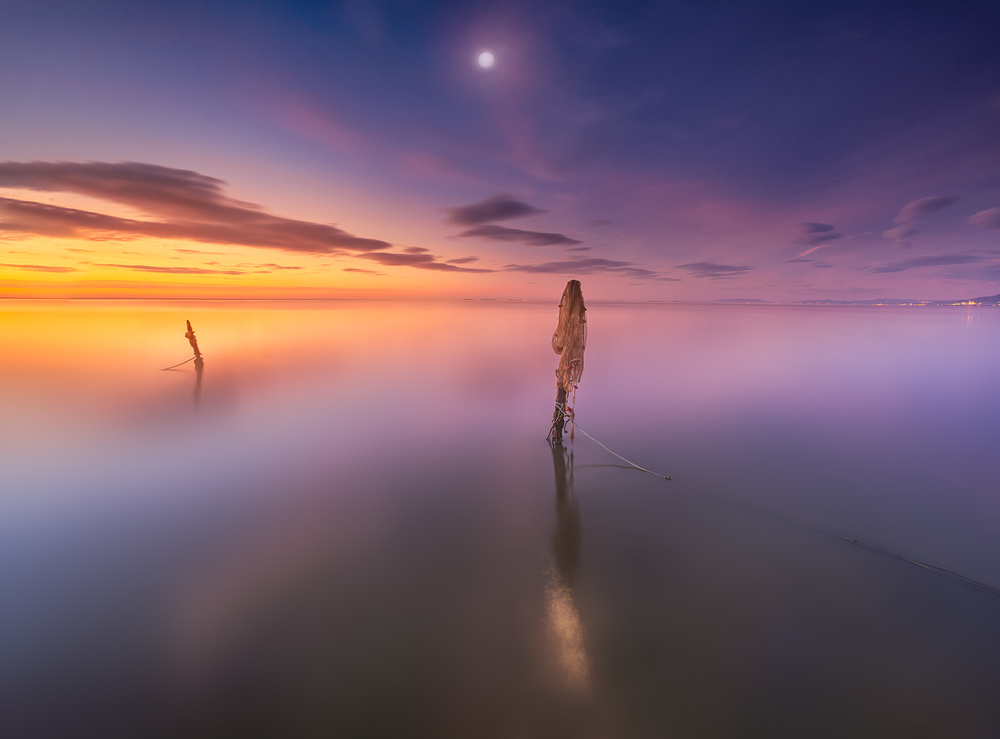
left=548, top=280, right=587, bottom=445
left=185, top=319, right=204, bottom=371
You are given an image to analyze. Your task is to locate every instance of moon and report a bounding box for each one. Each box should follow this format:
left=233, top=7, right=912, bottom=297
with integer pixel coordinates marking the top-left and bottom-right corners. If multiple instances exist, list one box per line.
left=477, top=51, right=495, bottom=69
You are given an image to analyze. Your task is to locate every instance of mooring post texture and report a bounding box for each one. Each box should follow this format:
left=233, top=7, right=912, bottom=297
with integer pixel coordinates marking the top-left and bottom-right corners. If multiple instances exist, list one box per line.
left=549, top=280, right=586, bottom=444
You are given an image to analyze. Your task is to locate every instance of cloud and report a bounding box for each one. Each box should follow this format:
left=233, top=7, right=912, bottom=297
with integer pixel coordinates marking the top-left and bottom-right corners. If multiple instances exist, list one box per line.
left=881, top=224, right=918, bottom=242
left=869, top=254, right=983, bottom=274
left=787, top=256, right=834, bottom=269
left=237, top=263, right=302, bottom=270
left=892, top=196, right=958, bottom=224
left=800, top=222, right=834, bottom=234
left=676, top=262, right=753, bottom=279
left=93, top=263, right=247, bottom=275
left=343, top=267, right=385, bottom=275
left=0, top=263, right=80, bottom=272
left=0, top=161, right=392, bottom=254
left=968, top=208, right=1000, bottom=229
left=503, top=257, right=664, bottom=279
left=359, top=251, right=493, bottom=272
left=883, top=196, right=959, bottom=243
left=446, top=256, right=480, bottom=264
left=458, top=224, right=582, bottom=246
left=795, top=222, right=841, bottom=246
left=446, top=194, right=545, bottom=225
left=793, top=222, right=842, bottom=257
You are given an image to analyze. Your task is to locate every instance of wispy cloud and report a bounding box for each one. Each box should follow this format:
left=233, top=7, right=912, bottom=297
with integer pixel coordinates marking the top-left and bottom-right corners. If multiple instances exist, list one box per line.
left=92, top=263, right=247, bottom=275
left=359, top=251, right=493, bottom=272
left=968, top=207, right=1000, bottom=229
left=458, top=224, right=581, bottom=247
left=869, top=253, right=982, bottom=274
left=0, top=161, right=392, bottom=254
left=881, top=224, right=918, bottom=242
left=786, top=257, right=832, bottom=269
left=796, top=222, right=838, bottom=244
left=446, top=193, right=545, bottom=226
left=235, top=263, right=302, bottom=271
left=175, top=248, right=226, bottom=255
left=893, top=196, right=958, bottom=224
left=676, top=262, right=753, bottom=279
left=504, top=257, right=665, bottom=279
left=794, top=222, right=842, bottom=257
left=883, top=195, right=958, bottom=243
left=0, top=263, right=80, bottom=273
left=343, top=267, right=385, bottom=275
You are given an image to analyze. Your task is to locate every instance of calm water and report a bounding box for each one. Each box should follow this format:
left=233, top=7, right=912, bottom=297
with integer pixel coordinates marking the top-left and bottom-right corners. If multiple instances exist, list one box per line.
left=2, top=299, right=1000, bottom=737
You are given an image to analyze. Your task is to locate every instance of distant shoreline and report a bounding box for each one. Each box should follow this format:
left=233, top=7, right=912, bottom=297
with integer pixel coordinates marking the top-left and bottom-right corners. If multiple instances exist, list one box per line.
left=2, top=296, right=998, bottom=306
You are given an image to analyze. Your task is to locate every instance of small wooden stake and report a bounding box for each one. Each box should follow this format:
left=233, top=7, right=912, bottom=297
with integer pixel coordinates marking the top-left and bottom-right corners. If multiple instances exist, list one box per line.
left=185, top=320, right=204, bottom=371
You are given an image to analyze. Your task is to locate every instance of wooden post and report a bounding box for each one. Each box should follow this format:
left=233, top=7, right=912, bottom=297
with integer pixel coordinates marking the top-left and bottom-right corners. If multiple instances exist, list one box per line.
left=185, top=320, right=204, bottom=371
left=548, top=280, right=586, bottom=445
left=551, top=386, right=568, bottom=444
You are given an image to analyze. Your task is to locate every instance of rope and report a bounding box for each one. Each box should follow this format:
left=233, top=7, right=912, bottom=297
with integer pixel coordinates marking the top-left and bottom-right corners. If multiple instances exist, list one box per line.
left=551, top=401, right=668, bottom=478
left=574, top=423, right=670, bottom=480
left=558, top=409, right=1000, bottom=600
left=160, top=356, right=196, bottom=371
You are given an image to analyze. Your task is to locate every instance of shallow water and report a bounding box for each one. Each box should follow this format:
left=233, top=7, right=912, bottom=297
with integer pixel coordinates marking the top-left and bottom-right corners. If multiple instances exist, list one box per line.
left=2, top=299, right=1000, bottom=737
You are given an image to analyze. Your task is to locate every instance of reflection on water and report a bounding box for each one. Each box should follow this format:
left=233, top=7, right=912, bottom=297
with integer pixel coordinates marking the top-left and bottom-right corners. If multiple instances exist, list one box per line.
left=192, top=361, right=203, bottom=410
left=545, top=444, right=589, bottom=690
left=3, top=300, right=1000, bottom=736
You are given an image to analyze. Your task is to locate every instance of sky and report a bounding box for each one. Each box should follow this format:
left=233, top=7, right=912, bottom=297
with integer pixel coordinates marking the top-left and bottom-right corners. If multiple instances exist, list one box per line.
left=1, top=0, right=999, bottom=302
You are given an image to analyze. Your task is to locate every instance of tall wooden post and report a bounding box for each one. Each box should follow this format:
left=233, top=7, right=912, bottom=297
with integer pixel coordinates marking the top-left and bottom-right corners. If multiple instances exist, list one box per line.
left=548, top=280, right=586, bottom=445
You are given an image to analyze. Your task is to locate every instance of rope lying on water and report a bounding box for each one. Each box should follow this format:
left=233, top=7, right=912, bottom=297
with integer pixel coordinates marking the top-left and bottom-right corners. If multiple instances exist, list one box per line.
left=554, top=405, right=1000, bottom=600
left=161, top=356, right=196, bottom=371
left=573, top=422, right=670, bottom=479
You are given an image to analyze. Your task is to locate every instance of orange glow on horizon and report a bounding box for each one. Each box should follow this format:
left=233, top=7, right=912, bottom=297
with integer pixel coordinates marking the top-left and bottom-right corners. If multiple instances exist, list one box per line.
left=0, top=232, right=484, bottom=299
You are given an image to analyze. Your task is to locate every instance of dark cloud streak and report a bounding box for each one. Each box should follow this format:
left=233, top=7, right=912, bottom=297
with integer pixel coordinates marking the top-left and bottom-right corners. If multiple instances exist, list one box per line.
left=0, top=161, right=392, bottom=254
left=447, top=194, right=545, bottom=225
left=0, top=263, right=79, bottom=272
left=504, top=257, right=662, bottom=279
left=893, top=196, right=958, bottom=224
left=359, top=251, right=493, bottom=272
left=458, top=224, right=582, bottom=246
left=795, top=222, right=841, bottom=247
left=869, top=254, right=983, bottom=273
left=92, top=262, right=247, bottom=275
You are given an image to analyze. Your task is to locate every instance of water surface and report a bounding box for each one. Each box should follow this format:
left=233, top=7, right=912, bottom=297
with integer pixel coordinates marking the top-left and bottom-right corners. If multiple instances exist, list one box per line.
left=3, top=300, right=999, bottom=737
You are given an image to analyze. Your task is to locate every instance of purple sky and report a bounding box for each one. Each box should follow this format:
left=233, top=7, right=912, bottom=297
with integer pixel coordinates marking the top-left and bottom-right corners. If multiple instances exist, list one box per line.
left=2, top=0, right=999, bottom=301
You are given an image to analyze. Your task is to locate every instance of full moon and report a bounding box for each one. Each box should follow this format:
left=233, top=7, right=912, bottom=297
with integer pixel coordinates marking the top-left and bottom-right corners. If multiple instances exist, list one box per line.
left=478, top=51, right=495, bottom=68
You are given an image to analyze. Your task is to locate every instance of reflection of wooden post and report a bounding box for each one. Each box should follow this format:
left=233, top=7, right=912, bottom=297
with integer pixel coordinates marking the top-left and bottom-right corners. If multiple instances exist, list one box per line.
left=552, top=445, right=580, bottom=591
left=548, top=280, right=586, bottom=445
left=185, top=320, right=204, bottom=371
